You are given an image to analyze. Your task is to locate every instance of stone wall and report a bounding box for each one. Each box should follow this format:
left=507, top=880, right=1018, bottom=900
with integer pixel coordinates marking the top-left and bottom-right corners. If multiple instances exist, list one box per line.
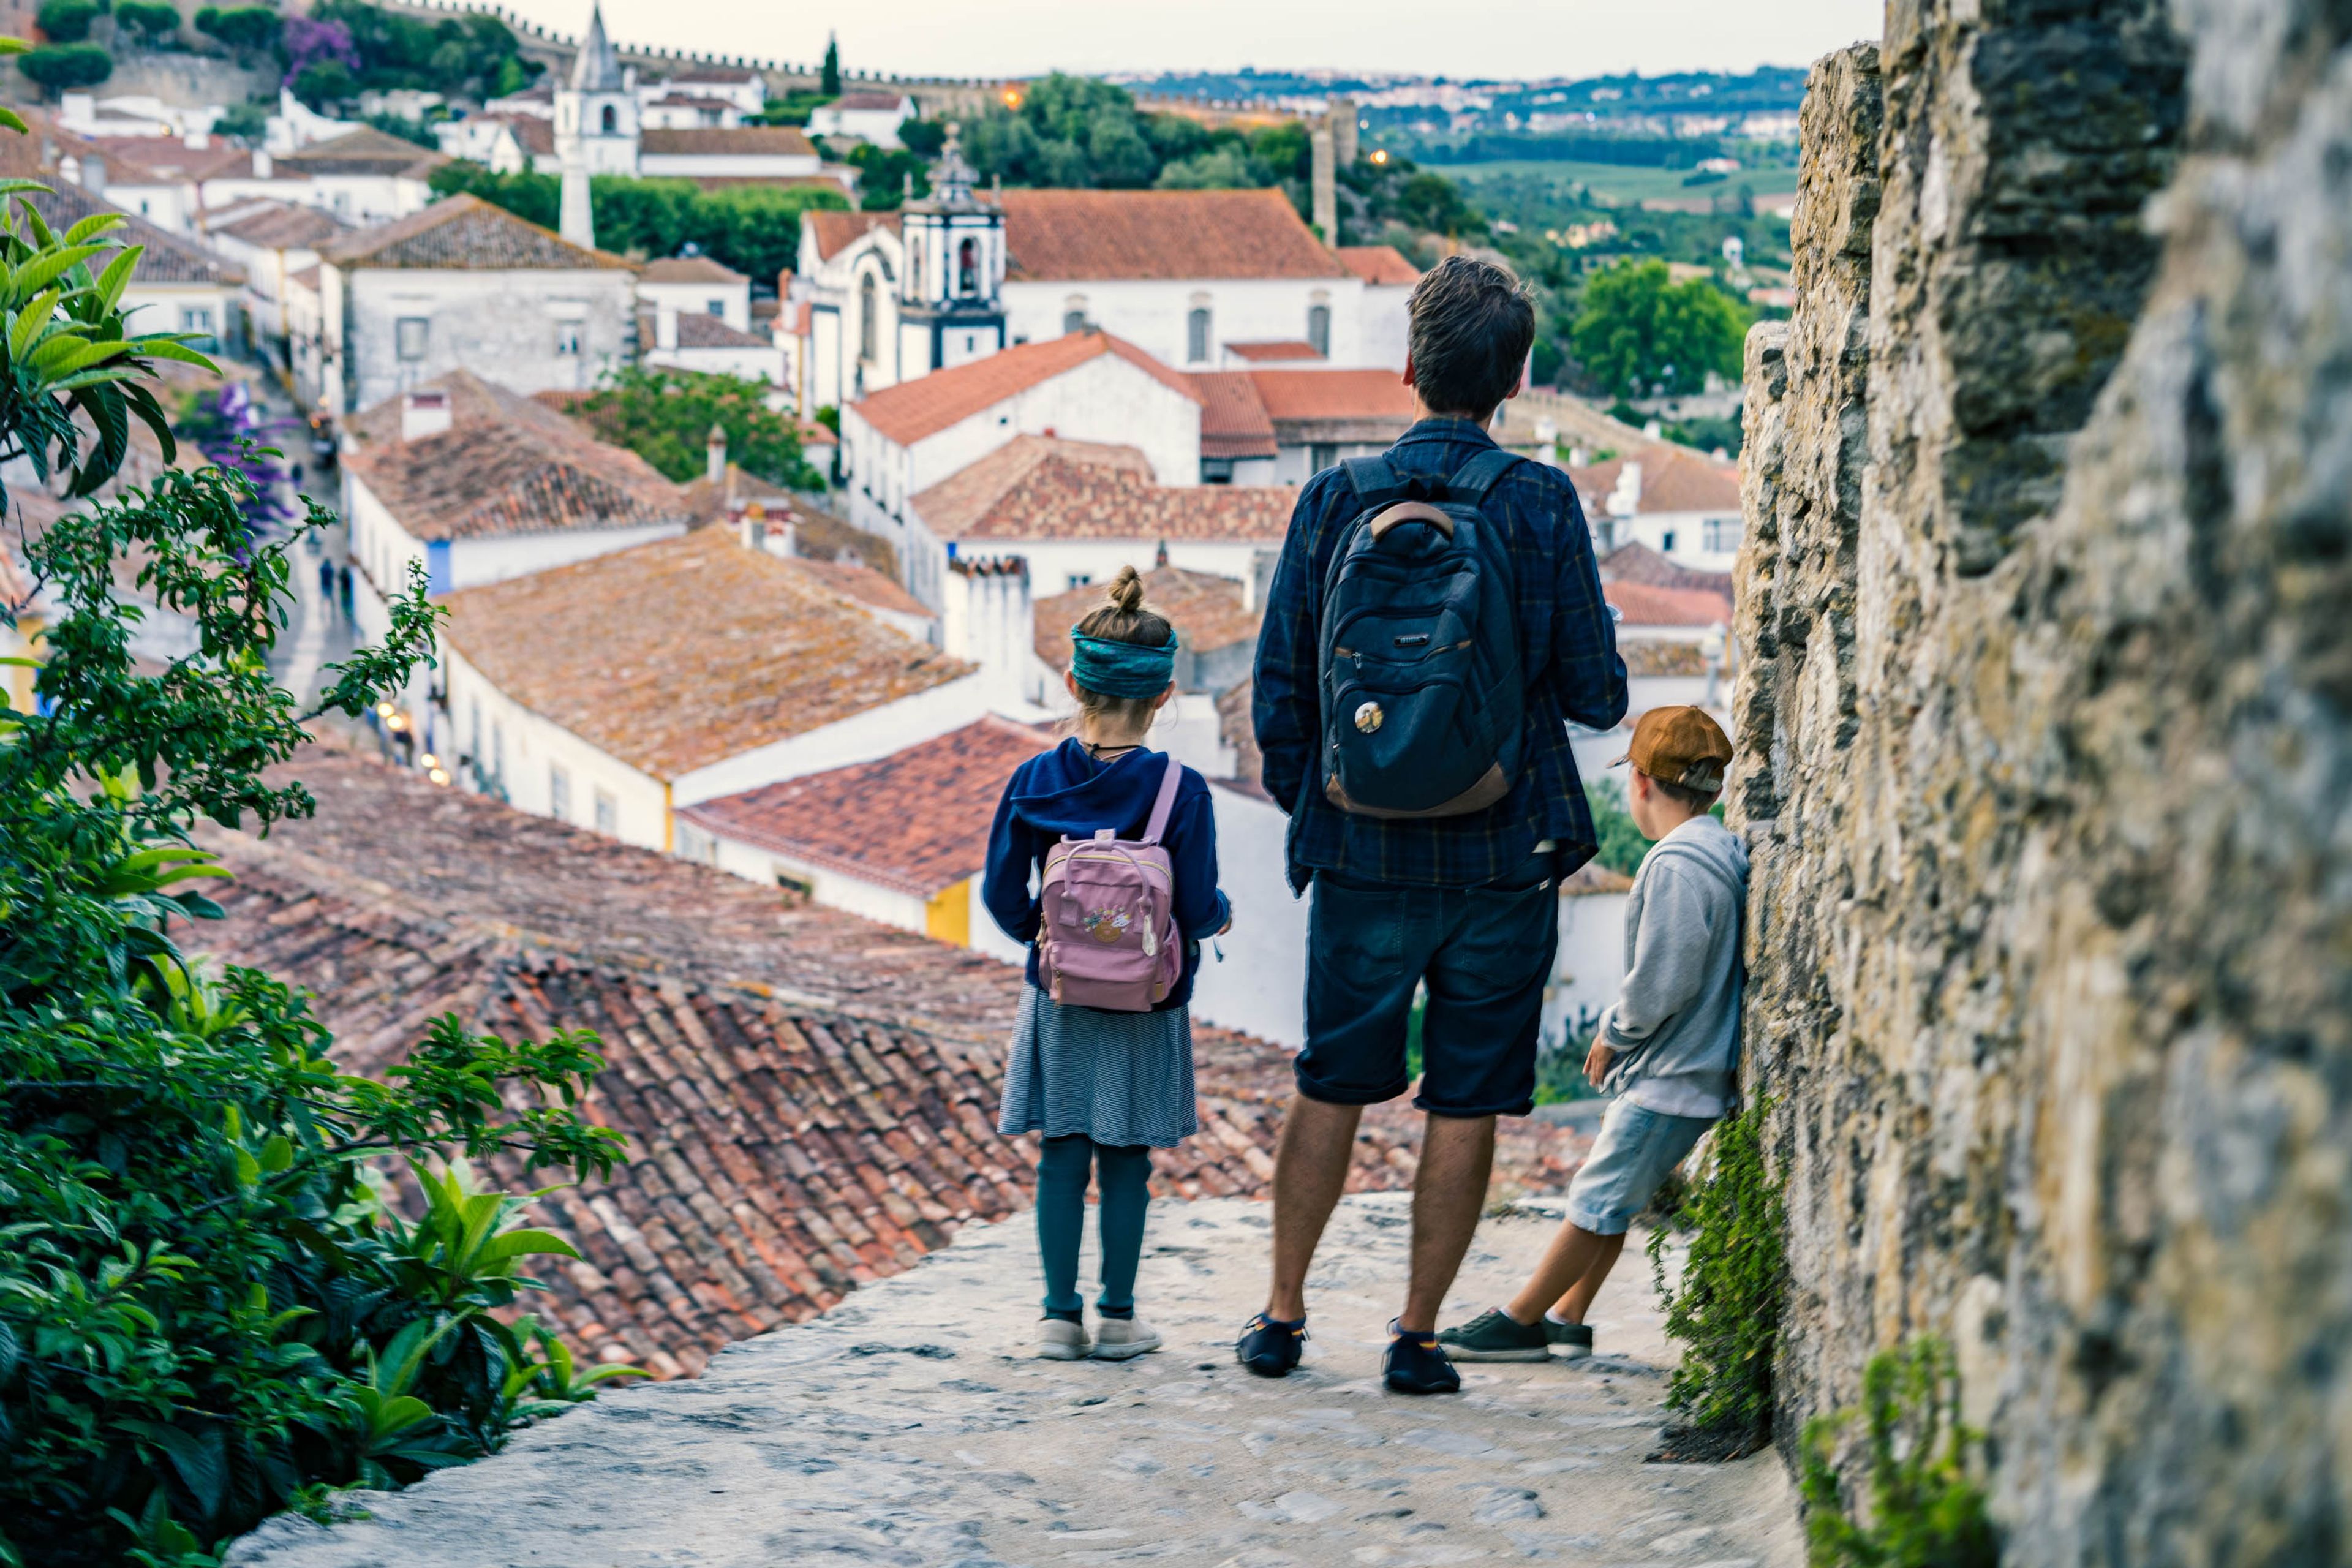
left=1736, top=1, right=2351, bottom=1560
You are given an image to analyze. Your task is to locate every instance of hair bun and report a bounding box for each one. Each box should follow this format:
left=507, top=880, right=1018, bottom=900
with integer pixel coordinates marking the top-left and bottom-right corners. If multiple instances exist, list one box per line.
left=1106, top=565, right=1145, bottom=614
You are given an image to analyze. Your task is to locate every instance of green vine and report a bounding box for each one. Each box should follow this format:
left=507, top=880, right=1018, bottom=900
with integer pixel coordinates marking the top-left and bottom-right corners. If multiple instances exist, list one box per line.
left=1800, top=1338, right=1999, bottom=1567
left=1647, top=1094, right=1785, bottom=1449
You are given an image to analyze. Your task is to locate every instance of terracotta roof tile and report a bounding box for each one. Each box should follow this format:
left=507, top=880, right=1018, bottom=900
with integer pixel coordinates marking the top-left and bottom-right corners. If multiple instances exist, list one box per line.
left=1337, top=244, right=1422, bottom=285
left=850, top=331, right=1199, bottom=447
left=643, top=126, right=816, bottom=158
left=641, top=308, right=771, bottom=349
left=439, top=526, right=972, bottom=779
left=1605, top=578, right=1733, bottom=627
left=796, top=556, right=930, bottom=620
left=1034, top=565, right=1261, bottom=671
left=321, top=194, right=631, bottom=270
left=58, top=129, right=251, bottom=184
left=1000, top=189, right=1348, bottom=282
left=678, top=717, right=1054, bottom=897
left=11, top=184, right=239, bottom=285
left=1569, top=443, right=1740, bottom=514
left=641, top=254, right=747, bottom=284
left=343, top=369, right=693, bottom=543
left=914, top=439, right=1294, bottom=544
left=1223, top=339, right=1324, bottom=362
left=826, top=91, right=913, bottom=112
left=1215, top=677, right=1269, bottom=799
left=186, top=748, right=1590, bottom=1377
left=1599, top=541, right=1735, bottom=596
left=804, top=209, right=899, bottom=260
left=211, top=200, right=347, bottom=249
left=278, top=126, right=450, bottom=178
left=1188, top=371, right=1277, bottom=459
left=1246, top=367, right=1415, bottom=424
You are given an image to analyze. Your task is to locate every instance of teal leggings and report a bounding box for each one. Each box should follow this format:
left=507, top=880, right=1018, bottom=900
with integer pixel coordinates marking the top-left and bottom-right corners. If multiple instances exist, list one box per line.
left=1036, top=1134, right=1152, bottom=1321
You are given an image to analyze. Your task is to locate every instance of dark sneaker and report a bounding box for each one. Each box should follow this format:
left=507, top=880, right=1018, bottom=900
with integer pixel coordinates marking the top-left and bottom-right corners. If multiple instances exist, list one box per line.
left=1237, top=1313, right=1306, bottom=1378
left=1383, top=1321, right=1461, bottom=1395
left=1546, top=1318, right=1594, bottom=1360
left=1436, top=1308, right=1551, bottom=1363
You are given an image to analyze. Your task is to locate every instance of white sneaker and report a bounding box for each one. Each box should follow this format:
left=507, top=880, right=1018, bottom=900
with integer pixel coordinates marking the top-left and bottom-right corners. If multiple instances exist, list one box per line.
left=1091, top=1317, right=1163, bottom=1360
left=1038, top=1318, right=1092, bottom=1360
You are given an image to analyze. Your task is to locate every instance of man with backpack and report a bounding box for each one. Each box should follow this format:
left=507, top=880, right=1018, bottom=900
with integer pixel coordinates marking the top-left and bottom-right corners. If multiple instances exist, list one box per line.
left=1241, top=254, right=1628, bottom=1395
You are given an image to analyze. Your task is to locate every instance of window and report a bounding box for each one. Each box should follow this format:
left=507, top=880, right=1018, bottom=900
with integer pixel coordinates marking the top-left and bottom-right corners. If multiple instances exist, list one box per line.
left=600, top=104, right=617, bottom=134
left=1307, top=303, right=1330, bottom=357
left=774, top=867, right=815, bottom=901
left=859, top=273, right=877, bottom=361
left=1660, top=529, right=1678, bottom=554
left=490, top=721, right=505, bottom=782
left=957, top=236, right=979, bottom=296
left=554, top=321, right=582, bottom=356
left=395, top=317, right=429, bottom=362
left=676, top=823, right=715, bottom=865
left=592, top=789, right=617, bottom=837
left=1310, top=442, right=1339, bottom=473
left=1061, top=308, right=1087, bottom=336
left=548, top=764, right=570, bottom=821
left=469, top=699, right=481, bottom=760
left=706, top=297, right=726, bottom=316
left=1186, top=307, right=1210, bottom=364
left=180, top=306, right=214, bottom=336
left=1703, top=517, right=1739, bottom=553
left=1066, top=573, right=1093, bottom=590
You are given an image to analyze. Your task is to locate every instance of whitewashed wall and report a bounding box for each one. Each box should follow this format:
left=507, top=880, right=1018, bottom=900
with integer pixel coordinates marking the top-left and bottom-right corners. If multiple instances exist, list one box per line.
left=1188, top=782, right=1310, bottom=1048
left=668, top=672, right=991, bottom=806
left=1543, top=889, right=1630, bottom=1047
left=333, top=266, right=635, bottom=415
left=442, top=646, right=673, bottom=849
left=1000, top=276, right=1371, bottom=371
left=450, top=523, right=688, bottom=590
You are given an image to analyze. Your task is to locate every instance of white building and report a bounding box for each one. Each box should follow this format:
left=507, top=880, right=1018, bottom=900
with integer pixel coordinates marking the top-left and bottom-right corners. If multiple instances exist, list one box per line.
left=638, top=63, right=768, bottom=119
left=434, top=524, right=999, bottom=851
left=639, top=304, right=781, bottom=383
left=307, top=194, right=636, bottom=416
left=200, top=128, right=447, bottom=227
left=23, top=184, right=241, bottom=349
left=839, top=333, right=1212, bottom=605
left=807, top=91, right=918, bottom=148
left=636, top=252, right=750, bottom=330
left=1189, top=366, right=1417, bottom=485
left=1567, top=442, right=1744, bottom=571
left=53, top=130, right=246, bottom=233
left=435, top=113, right=558, bottom=176
left=552, top=4, right=642, bottom=178
left=205, top=201, right=347, bottom=347
left=1336, top=244, right=1420, bottom=367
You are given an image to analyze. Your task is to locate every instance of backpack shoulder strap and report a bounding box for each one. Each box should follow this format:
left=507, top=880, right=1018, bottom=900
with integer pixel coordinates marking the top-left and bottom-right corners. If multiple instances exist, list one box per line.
left=1340, top=454, right=1402, bottom=504
left=1445, top=447, right=1526, bottom=506
left=1141, top=756, right=1185, bottom=845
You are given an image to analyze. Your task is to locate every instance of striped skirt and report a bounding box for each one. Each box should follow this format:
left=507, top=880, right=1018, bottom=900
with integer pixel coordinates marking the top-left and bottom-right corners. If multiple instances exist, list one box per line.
left=997, top=985, right=1199, bottom=1150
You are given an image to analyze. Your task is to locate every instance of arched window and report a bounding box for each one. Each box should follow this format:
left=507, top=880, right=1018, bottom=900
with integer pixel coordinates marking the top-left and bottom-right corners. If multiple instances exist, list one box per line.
left=1186, top=307, right=1211, bottom=364
left=600, top=104, right=617, bottom=135
left=1062, top=308, right=1087, bottom=336
left=957, top=236, right=979, bottom=296
left=1307, top=304, right=1330, bottom=357
left=859, top=273, right=877, bottom=361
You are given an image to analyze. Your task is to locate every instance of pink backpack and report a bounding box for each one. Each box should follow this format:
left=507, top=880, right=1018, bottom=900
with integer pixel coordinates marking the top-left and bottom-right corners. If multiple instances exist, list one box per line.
left=1037, top=757, right=1186, bottom=1012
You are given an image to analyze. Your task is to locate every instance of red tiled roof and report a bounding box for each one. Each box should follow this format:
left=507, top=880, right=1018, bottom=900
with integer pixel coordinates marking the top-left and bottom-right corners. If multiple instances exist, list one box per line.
left=278, top=126, right=451, bottom=178
left=910, top=435, right=1153, bottom=535
left=1223, top=339, right=1324, bottom=363
left=1337, top=244, right=1422, bottom=285
left=643, top=126, right=817, bottom=158
left=999, top=189, right=1348, bottom=282
left=796, top=555, right=929, bottom=619
left=827, top=91, right=914, bottom=112
left=804, top=209, right=899, bottom=260
left=850, top=331, right=1199, bottom=447
left=1034, top=565, right=1262, bottom=671
left=1246, top=368, right=1415, bottom=424
left=678, top=717, right=1054, bottom=897
left=211, top=200, right=346, bottom=249
left=639, top=309, right=771, bottom=349
left=343, top=369, right=692, bottom=543
left=1600, top=541, right=1735, bottom=597
left=440, top=527, right=972, bottom=780
left=1570, top=442, right=1740, bottom=514
left=321, top=193, right=631, bottom=270
left=925, top=448, right=1295, bottom=544
left=641, top=254, right=747, bottom=284
left=1189, top=371, right=1278, bottom=459
left=188, top=748, right=1591, bottom=1377
left=1605, top=578, right=1732, bottom=627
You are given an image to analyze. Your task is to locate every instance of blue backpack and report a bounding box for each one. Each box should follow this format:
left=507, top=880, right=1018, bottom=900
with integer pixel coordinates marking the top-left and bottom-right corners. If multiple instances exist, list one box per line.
left=1317, top=448, right=1526, bottom=818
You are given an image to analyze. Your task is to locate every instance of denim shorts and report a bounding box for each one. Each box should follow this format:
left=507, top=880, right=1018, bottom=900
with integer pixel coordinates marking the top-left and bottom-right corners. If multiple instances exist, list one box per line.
left=1565, top=1097, right=1718, bottom=1235
left=1294, top=852, right=1558, bottom=1118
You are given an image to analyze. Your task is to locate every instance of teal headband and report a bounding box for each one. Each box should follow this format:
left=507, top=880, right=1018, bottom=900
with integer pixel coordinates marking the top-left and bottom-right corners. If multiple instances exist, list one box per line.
left=1070, top=628, right=1179, bottom=699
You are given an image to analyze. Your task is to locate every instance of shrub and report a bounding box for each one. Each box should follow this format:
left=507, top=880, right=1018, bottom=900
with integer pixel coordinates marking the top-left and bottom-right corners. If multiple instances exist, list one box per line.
left=0, top=181, right=635, bottom=1564
left=36, top=0, right=99, bottom=43
left=1647, top=1095, right=1785, bottom=1450
left=194, top=3, right=278, bottom=53
left=1801, top=1339, right=1999, bottom=1568
left=210, top=96, right=267, bottom=140
left=16, top=40, right=111, bottom=91
left=115, top=0, right=183, bottom=45
left=575, top=365, right=820, bottom=490
left=289, top=57, right=354, bottom=108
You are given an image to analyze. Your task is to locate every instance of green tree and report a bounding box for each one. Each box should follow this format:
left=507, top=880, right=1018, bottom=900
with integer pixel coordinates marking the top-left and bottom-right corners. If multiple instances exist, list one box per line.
left=115, top=0, right=183, bottom=46
left=16, top=39, right=110, bottom=91
left=575, top=366, right=820, bottom=490
left=0, top=162, right=635, bottom=1564
left=897, top=116, right=945, bottom=158
left=290, top=56, right=355, bottom=108
left=818, top=31, right=838, bottom=96
left=1570, top=258, right=1750, bottom=399
left=429, top=160, right=558, bottom=227
left=194, top=4, right=277, bottom=53
left=848, top=143, right=928, bottom=210
left=309, top=0, right=536, bottom=102
left=430, top=165, right=845, bottom=285
left=35, top=0, right=97, bottom=43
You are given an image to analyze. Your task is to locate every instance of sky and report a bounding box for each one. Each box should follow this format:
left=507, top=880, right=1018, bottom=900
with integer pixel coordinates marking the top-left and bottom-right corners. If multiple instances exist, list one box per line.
left=497, top=0, right=1885, bottom=84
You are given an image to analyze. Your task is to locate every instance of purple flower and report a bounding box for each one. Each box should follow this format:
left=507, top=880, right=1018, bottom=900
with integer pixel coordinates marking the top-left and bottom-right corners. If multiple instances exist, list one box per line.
left=281, top=16, right=360, bottom=88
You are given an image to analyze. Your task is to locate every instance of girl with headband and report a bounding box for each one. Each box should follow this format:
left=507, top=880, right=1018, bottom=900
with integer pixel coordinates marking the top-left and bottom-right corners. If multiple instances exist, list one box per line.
left=982, top=565, right=1232, bottom=1362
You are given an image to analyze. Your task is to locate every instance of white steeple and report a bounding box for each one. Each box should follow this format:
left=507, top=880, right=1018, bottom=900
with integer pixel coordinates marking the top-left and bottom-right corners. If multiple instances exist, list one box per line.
left=570, top=1, right=624, bottom=92
left=554, top=1, right=638, bottom=179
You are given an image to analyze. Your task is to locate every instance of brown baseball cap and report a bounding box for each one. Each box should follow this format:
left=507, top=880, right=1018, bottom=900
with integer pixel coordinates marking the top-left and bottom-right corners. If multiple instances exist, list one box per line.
left=1611, top=706, right=1733, bottom=792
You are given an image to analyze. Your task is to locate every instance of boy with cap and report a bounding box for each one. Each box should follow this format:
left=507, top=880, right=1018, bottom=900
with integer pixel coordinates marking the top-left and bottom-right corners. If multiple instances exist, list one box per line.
left=1435, top=705, right=1749, bottom=1363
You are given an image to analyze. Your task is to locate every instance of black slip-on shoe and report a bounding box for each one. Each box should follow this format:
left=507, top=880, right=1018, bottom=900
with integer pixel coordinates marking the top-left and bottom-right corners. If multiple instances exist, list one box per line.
left=1545, top=1317, right=1594, bottom=1360
left=1237, top=1312, right=1306, bottom=1378
left=1383, top=1320, right=1461, bottom=1395
left=1436, top=1307, right=1552, bottom=1362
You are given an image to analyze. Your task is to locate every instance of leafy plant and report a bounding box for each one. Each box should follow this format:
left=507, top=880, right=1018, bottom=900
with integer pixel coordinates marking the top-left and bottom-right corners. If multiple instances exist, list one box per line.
left=17, top=40, right=111, bottom=91
left=0, top=164, right=631, bottom=1564
left=1586, top=777, right=1651, bottom=877
left=1801, top=1338, right=1999, bottom=1568
left=37, top=0, right=99, bottom=44
left=307, top=0, right=537, bottom=103
left=193, top=4, right=278, bottom=55
left=1648, top=1095, right=1785, bottom=1447
left=115, top=0, right=183, bottom=47
left=1571, top=257, right=1752, bottom=399
left=427, top=164, right=846, bottom=285
left=575, top=364, right=820, bottom=491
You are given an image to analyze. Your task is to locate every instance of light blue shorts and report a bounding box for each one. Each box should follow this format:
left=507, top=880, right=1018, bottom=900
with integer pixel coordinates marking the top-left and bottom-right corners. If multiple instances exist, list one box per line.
left=1565, top=1098, right=1717, bottom=1235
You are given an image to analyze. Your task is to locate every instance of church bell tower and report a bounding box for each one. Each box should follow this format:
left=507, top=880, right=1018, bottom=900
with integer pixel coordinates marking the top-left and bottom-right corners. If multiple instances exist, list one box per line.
left=895, top=126, right=1006, bottom=377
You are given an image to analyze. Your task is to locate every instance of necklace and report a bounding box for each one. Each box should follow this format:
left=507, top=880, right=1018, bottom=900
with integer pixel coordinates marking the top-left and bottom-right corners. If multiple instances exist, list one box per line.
left=1084, top=740, right=1140, bottom=758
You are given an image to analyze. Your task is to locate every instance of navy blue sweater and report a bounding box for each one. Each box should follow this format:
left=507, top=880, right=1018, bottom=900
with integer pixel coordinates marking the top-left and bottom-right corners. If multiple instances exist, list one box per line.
left=982, top=740, right=1231, bottom=1011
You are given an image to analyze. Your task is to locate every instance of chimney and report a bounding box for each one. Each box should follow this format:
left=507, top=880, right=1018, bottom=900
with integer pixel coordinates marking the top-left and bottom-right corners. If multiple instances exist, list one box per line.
left=943, top=555, right=1036, bottom=709
left=739, top=502, right=766, bottom=552
left=1609, top=461, right=1643, bottom=519
left=252, top=148, right=272, bottom=179
left=655, top=301, right=679, bottom=350
left=1310, top=122, right=1336, bottom=243
left=401, top=389, right=452, bottom=442
left=1243, top=547, right=1280, bottom=613
left=1534, top=417, right=1559, bottom=469
left=706, top=423, right=727, bottom=484
left=1329, top=97, right=1359, bottom=167
left=81, top=156, right=107, bottom=196
left=559, top=160, right=594, bottom=252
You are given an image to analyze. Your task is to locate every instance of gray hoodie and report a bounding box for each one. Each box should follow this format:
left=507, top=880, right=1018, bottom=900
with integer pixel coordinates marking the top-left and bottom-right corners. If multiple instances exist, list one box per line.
left=1596, top=813, right=1750, bottom=1120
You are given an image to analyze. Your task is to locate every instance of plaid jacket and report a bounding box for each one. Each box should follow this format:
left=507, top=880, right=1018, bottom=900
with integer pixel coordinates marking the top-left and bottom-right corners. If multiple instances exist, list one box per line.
left=1252, top=418, right=1627, bottom=892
